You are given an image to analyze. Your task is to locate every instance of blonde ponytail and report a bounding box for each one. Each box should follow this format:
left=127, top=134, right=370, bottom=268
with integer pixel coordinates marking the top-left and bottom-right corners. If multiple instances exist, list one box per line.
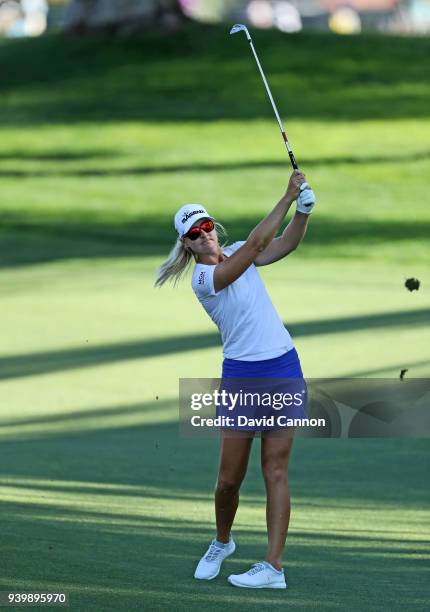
left=154, top=221, right=228, bottom=288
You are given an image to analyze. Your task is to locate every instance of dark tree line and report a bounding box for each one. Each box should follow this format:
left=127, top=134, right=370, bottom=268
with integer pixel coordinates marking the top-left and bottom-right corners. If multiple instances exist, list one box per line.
left=64, top=0, right=192, bottom=33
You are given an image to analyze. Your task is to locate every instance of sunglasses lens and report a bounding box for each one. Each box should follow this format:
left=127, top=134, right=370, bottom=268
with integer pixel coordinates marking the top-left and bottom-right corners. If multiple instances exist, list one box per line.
left=186, top=219, right=214, bottom=240
left=201, top=220, right=214, bottom=232
left=187, top=228, right=200, bottom=241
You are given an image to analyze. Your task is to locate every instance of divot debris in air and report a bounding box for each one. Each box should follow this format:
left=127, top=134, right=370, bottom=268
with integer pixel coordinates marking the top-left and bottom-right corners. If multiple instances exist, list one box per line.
left=405, top=278, right=420, bottom=292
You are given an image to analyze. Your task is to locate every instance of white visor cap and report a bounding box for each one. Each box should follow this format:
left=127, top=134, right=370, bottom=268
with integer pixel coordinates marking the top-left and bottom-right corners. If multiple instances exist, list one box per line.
left=174, top=204, right=214, bottom=237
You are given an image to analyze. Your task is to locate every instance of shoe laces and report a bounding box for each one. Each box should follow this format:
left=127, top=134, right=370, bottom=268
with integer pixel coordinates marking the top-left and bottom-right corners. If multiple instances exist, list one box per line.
left=205, top=543, right=223, bottom=563
left=248, top=562, right=267, bottom=576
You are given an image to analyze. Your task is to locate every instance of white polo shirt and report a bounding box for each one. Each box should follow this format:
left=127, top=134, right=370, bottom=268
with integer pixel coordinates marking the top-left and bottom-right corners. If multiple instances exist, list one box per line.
left=191, top=241, right=294, bottom=361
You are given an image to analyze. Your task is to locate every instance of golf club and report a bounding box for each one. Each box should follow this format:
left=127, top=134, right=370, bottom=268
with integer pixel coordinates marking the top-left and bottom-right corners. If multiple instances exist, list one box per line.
left=230, top=23, right=299, bottom=170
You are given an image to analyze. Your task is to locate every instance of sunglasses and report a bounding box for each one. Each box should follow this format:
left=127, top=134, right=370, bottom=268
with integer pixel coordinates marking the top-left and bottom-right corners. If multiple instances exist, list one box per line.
left=185, top=219, right=215, bottom=241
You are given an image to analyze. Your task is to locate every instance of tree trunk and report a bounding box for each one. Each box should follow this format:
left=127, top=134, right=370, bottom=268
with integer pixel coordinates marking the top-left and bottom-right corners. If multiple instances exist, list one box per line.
left=64, top=0, right=191, bottom=33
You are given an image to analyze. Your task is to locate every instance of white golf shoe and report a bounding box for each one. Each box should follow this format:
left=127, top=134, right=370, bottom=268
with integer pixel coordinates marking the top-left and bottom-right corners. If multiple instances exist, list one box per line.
left=228, top=561, right=287, bottom=589
left=194, top=535, right=236, bottom=580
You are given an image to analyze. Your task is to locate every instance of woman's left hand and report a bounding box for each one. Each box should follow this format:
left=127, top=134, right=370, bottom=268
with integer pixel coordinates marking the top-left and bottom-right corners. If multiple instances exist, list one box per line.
left=296, top=183, right=316, bottom=215
left=285, top=170, right=306, bottom=202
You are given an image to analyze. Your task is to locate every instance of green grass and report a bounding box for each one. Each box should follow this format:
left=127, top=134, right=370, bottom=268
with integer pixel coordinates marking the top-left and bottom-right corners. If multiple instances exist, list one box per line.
left=0, top=433, right=428, bottom=611
left=0, top=25, right=429, bottom=611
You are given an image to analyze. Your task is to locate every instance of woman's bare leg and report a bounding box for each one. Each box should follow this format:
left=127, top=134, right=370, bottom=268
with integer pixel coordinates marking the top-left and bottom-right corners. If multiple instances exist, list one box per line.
left=215, top=430, right=254, bottom=543
left=261, top=429, right=295, bottom=569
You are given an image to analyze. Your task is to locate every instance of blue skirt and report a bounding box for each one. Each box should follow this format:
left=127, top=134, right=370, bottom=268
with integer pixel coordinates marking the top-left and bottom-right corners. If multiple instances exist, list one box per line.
left=217, top=348, right=308, bottom=432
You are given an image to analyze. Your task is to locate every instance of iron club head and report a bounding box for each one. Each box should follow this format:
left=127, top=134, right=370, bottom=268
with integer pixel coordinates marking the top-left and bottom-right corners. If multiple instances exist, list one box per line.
left=230, top=23, right=251, bottom=40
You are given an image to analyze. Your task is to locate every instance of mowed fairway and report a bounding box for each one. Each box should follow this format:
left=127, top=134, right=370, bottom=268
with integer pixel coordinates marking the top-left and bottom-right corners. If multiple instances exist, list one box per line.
left=0, top=26, right=429, bottom=611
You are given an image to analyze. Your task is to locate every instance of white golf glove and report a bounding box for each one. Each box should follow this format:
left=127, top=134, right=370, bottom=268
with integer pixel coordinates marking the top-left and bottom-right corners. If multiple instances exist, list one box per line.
left=296, top=182, right=316, bottom=215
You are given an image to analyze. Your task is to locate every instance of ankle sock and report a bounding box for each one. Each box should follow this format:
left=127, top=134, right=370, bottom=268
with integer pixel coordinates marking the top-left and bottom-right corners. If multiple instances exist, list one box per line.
left=265, top=562, right=283, bottom=573
left=214, top=535, right=230, bottom=548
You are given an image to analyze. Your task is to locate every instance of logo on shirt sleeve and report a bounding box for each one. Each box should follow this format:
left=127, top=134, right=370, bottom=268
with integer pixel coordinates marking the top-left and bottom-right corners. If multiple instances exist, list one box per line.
left=198, top=271, right=206, bottom=285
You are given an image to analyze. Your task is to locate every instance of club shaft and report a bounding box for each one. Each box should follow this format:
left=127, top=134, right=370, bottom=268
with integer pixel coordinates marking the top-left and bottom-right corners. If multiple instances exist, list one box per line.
left=248, top=39, right=298, bottom=170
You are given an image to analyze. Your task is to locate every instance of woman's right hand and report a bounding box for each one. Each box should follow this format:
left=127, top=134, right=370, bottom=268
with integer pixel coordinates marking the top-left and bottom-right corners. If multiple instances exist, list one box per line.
left=285, top=169, right=306, bottom=202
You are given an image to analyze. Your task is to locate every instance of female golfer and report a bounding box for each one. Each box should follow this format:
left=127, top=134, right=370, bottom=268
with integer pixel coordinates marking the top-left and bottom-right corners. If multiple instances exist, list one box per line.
left=155, top=170, right=316, bottom=589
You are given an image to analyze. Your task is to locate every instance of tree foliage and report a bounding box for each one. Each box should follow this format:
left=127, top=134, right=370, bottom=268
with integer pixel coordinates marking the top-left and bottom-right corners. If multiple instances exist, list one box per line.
left=64, top=0, right=191, bottom=33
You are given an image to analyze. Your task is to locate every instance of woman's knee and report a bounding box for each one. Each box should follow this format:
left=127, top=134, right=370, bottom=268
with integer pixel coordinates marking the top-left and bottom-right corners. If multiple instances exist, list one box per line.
left=262, top=461, right=289, bottom=484
left=216, top=476, right=242, bottom=495
left=261, top=437, right=293, bottom=482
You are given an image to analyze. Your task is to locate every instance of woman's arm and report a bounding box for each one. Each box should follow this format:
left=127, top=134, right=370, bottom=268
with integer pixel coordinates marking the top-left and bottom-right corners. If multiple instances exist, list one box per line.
left=213, top=170, right=305, bottom=292
left=254, top=212, right=310, bottom=266
left=254, top=181, right=316, bottom=266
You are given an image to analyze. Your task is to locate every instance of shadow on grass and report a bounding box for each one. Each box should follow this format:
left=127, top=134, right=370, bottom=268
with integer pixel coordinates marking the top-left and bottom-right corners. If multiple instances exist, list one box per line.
left=1, top=28, right=430, bottom=126
left=344, top=357, right=430, bottom=377
left=1, top=504, right=427, bottom=610
left=0, top=499, right=425, bottom=550
left=0, top=308, right=428, bottom=381
left=0, top=418, right=428, bottom=505
left=0, top=419, right=428, bottom=609
left=0, top=150, right=117, bottom=162
left=1, top=150, right=430, bottom=178
left=0, top=398, right=173, bottom=429
left=1, top=213, right=429, bottom=266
